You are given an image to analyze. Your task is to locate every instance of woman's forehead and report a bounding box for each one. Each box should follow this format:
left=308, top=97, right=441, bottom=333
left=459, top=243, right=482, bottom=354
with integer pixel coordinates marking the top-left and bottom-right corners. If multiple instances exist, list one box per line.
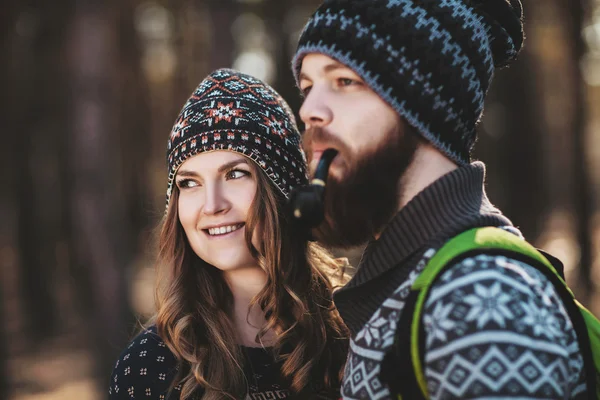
left=179, top=150, right=249, bottom=171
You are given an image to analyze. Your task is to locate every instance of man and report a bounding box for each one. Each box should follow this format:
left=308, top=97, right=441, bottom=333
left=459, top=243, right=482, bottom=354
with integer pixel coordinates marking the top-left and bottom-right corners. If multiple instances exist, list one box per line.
left=292, top=0, right=588, bottom=398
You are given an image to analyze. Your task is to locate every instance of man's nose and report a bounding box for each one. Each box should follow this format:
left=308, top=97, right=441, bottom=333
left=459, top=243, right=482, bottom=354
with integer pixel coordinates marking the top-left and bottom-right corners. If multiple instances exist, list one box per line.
left=299, top=87, right=333, bottom=129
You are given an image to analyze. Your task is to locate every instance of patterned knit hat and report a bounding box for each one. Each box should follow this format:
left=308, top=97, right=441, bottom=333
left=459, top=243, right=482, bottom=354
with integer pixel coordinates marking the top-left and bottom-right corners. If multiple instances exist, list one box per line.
left=293, top=0, right=524, bottom=165
left=166, top=69, right=308, bottom=207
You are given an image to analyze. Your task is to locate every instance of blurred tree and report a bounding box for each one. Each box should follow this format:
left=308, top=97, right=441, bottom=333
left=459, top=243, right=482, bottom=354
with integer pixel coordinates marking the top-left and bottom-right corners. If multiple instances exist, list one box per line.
left=562, top=0, right=594, bottom=301
left=66, top=0, right=134, bottom=381
left=265, top=0, right=301, bottom=112
left=259, top=0, right=321, bottom=124
left=207, top=0, right=237, bottom=70
left=11, top=0, right=70, bottom=343
left=115, top=0, right=154, bottom=250
left=0, top=287, right=8, bottom=399
left=484, top=42, right=547, bottom=242
left=1, top=1, right=17, bottom=397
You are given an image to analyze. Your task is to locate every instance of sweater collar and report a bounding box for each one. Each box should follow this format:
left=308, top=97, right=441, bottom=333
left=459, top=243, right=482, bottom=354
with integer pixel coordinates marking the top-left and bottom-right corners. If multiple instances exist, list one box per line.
left=344, top=161, right=513, bottom=288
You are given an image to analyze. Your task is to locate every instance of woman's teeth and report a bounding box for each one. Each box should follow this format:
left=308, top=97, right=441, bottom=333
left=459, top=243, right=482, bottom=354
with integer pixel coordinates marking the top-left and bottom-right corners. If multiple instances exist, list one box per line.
left=207, top=224, right=243, bottom=236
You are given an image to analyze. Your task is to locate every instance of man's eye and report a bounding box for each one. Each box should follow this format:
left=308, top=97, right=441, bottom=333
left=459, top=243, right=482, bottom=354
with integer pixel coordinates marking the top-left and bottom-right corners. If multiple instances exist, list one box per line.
left=300, top=85, right=312, bottom=97
left=338, top=78, right=358, bottom=86
left=176, top=179, right=199, bottom=189
left=226, top=169, right=250, bottom=180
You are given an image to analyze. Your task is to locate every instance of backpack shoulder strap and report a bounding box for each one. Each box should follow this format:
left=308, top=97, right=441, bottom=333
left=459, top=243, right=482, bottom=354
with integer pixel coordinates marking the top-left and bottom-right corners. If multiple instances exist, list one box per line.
left=412, top=226, right=562, bottom=290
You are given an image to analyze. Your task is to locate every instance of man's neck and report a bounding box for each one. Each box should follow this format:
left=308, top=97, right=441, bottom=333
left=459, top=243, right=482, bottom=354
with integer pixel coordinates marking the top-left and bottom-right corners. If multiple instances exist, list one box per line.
left=223, top=266, right=275, bottom=347
left=399, top=143, right=458, bottom=208
left=375, top=144, right=458, bottom=240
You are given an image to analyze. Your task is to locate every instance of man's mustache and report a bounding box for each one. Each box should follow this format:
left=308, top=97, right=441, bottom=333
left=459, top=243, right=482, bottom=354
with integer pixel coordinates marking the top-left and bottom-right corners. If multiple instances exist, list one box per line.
left=302, top=127, right=352, bottom=165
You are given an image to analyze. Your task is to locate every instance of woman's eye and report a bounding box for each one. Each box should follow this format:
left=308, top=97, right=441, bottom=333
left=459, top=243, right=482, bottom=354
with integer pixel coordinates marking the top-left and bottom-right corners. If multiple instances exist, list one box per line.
left=226, top=169, right=250, bottom=180
left=176, top=179, right=199, bottom=189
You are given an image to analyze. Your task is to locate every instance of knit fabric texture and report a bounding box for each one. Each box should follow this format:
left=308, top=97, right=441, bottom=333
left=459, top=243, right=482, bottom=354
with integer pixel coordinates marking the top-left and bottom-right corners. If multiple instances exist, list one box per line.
left=167, top=69, right=308, bottom=207
left=293, top=0, right=524, bottom=165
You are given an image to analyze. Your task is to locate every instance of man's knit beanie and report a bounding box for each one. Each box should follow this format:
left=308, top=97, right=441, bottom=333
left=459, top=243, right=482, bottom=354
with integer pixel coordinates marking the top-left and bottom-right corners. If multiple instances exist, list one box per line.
left=293, top=0, right=524, bottom=165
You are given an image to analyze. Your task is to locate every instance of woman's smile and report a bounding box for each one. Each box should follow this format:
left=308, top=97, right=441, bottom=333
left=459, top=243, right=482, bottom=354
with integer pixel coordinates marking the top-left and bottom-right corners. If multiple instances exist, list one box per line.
left=203, top=223, right=245, bottom=238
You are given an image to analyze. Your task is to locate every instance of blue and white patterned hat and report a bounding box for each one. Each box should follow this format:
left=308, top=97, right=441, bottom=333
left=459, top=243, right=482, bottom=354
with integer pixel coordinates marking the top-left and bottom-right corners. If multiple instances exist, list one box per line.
left=293, top=0, right=524, bottom=165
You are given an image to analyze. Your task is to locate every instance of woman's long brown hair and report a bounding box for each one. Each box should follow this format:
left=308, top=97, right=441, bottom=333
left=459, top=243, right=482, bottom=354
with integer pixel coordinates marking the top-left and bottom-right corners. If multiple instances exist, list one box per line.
left=152, top=163, right=350, bottom=399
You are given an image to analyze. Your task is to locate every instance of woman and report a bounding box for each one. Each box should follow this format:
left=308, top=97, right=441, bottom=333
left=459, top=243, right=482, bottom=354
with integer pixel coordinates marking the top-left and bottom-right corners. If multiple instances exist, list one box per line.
left=109, top=69, right=349, bottom=400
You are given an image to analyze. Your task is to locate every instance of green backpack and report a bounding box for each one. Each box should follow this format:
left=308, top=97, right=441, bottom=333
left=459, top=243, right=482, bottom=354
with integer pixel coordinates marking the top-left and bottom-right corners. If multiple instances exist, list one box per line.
left=383, top=227, right=600, bottom=399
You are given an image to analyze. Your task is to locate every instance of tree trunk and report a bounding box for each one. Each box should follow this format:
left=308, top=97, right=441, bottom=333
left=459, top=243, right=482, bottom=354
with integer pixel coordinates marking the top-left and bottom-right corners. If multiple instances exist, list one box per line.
left=11, top=0, right=78, bottom=343
left=264, top=0, right=321, bottom=116
left=207, top=0, right=237, bottom=71
left=2, top=2, right=20, bottom=396
left=66, top=0, right=133, bottom=381
left=563, top=0, right=593, bottom=302
left=0, top=285, right=8, bottom=399
left=114, top=0, right=154, bottom=241
left=494, top=51, right=546, bottom=241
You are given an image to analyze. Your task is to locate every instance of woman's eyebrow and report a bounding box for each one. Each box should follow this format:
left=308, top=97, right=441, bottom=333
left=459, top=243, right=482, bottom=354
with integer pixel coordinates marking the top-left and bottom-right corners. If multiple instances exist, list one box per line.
left=176, top=159, right=248, bottom=178
left=176, top=169, right=199, bottom=178
left=217, top=159, right=248, bottom=173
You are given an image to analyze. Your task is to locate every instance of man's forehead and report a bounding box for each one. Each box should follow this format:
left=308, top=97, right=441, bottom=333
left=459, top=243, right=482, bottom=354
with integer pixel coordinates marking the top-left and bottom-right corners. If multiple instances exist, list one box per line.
left=299, top=54, right=352, bottom=78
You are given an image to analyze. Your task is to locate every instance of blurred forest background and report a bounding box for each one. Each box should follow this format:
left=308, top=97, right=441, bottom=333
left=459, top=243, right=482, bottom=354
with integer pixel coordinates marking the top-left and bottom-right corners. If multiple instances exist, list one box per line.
left=1, top=0, right=600, bottom=398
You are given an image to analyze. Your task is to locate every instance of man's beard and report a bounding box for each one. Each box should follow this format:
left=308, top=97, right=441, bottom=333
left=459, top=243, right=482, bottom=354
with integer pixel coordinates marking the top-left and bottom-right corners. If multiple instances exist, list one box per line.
left=303, top=126, right=419, bottom=248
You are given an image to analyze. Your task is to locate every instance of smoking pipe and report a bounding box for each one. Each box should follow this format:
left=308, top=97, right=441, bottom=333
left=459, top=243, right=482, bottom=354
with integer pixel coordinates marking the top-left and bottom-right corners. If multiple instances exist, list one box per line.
left=288, top=148, right=338, bottom=229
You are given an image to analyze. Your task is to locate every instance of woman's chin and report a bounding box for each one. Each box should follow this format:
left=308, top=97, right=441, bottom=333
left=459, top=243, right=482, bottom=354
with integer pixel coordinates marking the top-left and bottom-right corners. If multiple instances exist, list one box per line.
left=207, top=256, right=258, bottom=273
